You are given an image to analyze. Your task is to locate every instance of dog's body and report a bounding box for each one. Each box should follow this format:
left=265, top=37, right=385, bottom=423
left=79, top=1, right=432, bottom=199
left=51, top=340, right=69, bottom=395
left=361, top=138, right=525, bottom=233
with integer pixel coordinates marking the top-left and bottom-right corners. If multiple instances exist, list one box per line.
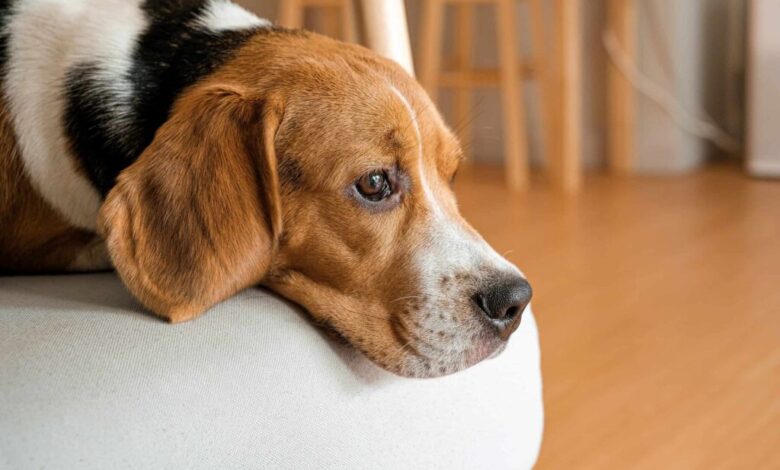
left=0, top=0, right=532, bottom=378
left=0, top=0, right=269, bottom=271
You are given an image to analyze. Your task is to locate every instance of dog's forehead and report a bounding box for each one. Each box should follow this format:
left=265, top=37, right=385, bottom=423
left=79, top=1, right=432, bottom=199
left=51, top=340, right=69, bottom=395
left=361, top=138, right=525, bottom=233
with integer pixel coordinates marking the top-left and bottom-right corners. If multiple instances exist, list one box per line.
left=276, top=66, right=461, bottom=194
left=380, top=82, right=460, bottom=170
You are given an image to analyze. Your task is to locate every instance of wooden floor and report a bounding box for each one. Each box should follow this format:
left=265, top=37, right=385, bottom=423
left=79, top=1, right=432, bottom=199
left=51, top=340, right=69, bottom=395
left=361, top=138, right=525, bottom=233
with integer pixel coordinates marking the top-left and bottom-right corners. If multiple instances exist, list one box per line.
left=455, top=164, right=780, bottom=469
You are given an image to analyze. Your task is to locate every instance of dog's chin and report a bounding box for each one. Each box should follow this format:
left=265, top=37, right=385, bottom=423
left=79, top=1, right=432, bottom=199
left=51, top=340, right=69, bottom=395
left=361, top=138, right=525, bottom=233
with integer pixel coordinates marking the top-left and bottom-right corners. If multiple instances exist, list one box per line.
left=310, top=312, right=509, bottom=378
left=360, top=336, right=508, bottom=379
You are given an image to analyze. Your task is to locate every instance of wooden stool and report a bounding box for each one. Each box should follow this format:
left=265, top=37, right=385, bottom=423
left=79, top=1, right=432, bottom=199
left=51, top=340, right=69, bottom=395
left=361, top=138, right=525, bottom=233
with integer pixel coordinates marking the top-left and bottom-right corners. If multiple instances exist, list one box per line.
left=277, top=0, right=416, bottom=77
left=418, top=0, right=553, bottom=190
left=276, top=0, right=416, bottom=76
left=278, top=0, right=355, bottom=42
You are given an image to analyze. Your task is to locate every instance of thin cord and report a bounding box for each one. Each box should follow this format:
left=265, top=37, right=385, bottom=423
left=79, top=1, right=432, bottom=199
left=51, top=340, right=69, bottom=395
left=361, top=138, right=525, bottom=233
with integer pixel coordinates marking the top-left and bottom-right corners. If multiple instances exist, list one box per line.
left=602, top=30, right=740, bottom=154
left=643, top=0, right=674, bottom=80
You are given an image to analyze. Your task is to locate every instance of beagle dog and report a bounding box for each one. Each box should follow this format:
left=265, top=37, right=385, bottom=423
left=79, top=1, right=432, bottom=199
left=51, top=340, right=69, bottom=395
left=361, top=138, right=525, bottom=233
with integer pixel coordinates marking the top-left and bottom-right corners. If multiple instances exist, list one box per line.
left=0, top=0, right=532, bottom=377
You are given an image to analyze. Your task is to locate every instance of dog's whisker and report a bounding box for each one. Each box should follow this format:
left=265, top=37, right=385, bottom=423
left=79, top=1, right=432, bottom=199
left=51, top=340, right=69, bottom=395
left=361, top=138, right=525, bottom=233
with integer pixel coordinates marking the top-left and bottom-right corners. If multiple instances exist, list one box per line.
left=389, top=295, right=424, bottom=304
left=396, top=99, right=439, bottom=138
left=338, top=304, right=398, bottom=323
left=451, top=105, right=483, bottom=138
left=394, top=339, right=413, bottom=357
left=450, top=98, right=486, bottom=146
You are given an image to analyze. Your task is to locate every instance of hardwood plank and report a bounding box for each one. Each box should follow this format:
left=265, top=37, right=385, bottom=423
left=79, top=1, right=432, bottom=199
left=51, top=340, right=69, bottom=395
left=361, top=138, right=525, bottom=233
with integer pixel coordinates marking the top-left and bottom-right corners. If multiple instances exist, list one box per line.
left=454, top=164, right=780, bottom=468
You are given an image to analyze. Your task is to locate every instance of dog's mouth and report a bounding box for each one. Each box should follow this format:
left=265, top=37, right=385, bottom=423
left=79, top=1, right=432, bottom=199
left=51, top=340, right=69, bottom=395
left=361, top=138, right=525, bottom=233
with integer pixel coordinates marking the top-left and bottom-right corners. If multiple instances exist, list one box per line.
left=349, top=310, right=510, bottom=378
left=386, top=334, right=506, bottom=378
left=264, top=268, right=527, bottom=378
left=306, top=305, right=508, bottom=378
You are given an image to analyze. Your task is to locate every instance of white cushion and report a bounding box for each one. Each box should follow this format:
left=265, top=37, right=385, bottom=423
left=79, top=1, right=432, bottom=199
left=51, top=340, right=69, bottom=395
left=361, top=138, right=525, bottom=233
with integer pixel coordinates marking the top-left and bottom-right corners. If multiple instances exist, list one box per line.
left=0, top=274, right=543, bottom=469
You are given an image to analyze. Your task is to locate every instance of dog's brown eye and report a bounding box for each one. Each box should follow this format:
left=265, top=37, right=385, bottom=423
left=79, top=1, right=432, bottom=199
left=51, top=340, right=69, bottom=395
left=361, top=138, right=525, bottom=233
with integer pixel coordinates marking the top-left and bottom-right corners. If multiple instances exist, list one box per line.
left=356, top=170, right=392, bottom=201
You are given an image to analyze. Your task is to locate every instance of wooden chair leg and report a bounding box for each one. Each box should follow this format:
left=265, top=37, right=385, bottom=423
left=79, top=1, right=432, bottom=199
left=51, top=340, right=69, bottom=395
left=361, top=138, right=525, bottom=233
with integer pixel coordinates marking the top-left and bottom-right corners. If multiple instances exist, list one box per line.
left=321, top=5, right=341, bottom=38
left=552, top=0, right=582, bottom=192
left=453, top=3, right=475, bottom=162
left=358, top=0, right=415, bottom=75
left=497, top=0, right=530, bottom=190
left=278, top=0, right=304, bottom=29
left=527, top=0, right=555, bottom=171
left=418, top=0, right=445, bottom=101
left=342, top=0, right=356, bottom=42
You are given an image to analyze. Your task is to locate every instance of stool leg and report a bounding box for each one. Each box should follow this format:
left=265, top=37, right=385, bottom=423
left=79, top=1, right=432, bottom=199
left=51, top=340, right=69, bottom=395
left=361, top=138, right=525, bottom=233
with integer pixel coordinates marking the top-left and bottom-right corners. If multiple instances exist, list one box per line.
left=358, top=0, right=416, bottom=76
left=278, top=0, right=304, bottom=29
left=342, top=0, right=356, bottom=42
left=552, top=0, right=582, bottom=192
left=418, top=0, right=445, bottom=102
left=453, top=3, right=475, bottom=162
left=321, top=5, right=341, bottom=38
left=528, top=0, right=555, bottom=172
left=497, top=0, right=529, bottom=190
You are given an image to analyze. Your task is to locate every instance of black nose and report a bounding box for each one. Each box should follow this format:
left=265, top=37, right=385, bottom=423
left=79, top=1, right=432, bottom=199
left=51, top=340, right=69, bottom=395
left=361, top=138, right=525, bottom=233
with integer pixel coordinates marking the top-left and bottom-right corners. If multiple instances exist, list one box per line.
left=472, top=276, right=532, bottom=337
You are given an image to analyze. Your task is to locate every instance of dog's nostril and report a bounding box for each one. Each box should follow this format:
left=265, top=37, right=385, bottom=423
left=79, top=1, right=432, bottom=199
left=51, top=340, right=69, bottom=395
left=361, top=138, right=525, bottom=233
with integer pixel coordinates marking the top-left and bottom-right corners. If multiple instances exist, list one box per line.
left=504, top=305, right=520, bottom=321
left=472, top=293, right=490, bottom=316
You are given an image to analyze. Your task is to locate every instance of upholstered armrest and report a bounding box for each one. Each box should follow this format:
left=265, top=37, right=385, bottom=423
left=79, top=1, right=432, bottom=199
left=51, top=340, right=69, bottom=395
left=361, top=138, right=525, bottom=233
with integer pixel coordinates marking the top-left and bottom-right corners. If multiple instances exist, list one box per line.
left=0, top=274, right=543, bottom=469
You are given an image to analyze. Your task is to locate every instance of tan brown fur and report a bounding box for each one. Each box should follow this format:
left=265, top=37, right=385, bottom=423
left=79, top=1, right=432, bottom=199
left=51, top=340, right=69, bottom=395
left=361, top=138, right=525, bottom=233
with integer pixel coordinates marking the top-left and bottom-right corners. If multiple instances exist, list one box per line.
left=0, top=98, right=99, bottom=273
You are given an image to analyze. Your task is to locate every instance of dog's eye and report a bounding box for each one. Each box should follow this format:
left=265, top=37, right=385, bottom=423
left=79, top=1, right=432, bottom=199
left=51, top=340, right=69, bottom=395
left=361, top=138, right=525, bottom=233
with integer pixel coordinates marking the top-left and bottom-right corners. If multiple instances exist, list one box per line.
left=356, top=170, right=392, bottom=201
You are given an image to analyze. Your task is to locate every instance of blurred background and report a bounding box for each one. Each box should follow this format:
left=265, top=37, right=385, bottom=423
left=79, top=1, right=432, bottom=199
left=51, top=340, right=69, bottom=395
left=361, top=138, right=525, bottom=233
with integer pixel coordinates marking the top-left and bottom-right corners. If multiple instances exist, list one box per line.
left=240, top=1, right=777, bottom=468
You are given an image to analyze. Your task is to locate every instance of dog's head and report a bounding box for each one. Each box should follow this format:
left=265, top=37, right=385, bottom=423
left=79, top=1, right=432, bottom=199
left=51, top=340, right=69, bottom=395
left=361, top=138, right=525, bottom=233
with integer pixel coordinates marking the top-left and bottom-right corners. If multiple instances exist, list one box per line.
left=100, top=31, right=531, bottom=378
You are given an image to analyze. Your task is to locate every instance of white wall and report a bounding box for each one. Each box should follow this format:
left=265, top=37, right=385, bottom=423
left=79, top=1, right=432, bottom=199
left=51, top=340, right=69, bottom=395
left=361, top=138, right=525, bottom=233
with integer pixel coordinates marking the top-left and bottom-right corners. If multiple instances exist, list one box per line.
left=747, top=0, right=780, bottom=177
left=635, top=0, right=744, bottom=173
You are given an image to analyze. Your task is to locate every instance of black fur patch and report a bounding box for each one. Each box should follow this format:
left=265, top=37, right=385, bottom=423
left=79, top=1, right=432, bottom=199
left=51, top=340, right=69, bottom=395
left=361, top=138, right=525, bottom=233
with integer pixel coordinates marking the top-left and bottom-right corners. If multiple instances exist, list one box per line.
left=0, top=0, right=15, bottom=77
left=63, top=0, right=271, bottom=195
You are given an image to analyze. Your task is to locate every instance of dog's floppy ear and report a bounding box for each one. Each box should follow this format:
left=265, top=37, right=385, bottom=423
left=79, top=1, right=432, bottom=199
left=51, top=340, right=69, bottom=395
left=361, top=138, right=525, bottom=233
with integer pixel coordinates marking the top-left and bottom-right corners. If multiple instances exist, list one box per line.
left=99, top=86, right=283, bottom=323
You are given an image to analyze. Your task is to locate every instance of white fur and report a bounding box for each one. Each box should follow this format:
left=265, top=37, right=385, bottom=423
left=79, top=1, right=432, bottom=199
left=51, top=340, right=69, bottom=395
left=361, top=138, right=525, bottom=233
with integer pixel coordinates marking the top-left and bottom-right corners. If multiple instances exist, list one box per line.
left=197, top=0, right=269, bottom=31
left=3, top=0, right=148, bottom=230
left=2, top=0, right=270, bottom=232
